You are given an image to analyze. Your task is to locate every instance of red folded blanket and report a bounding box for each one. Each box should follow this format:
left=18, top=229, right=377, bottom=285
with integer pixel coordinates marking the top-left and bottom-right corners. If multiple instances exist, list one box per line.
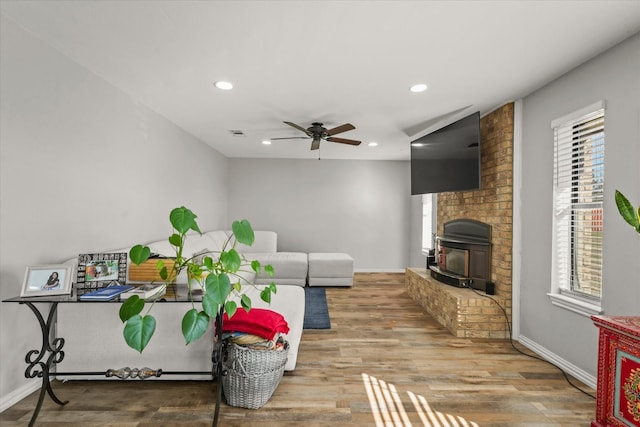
left=222, top=308, right=289, bottom=340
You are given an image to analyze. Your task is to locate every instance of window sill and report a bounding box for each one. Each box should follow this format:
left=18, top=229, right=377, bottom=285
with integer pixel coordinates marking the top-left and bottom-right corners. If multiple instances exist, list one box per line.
left=547, top=293, right=603, bottom=318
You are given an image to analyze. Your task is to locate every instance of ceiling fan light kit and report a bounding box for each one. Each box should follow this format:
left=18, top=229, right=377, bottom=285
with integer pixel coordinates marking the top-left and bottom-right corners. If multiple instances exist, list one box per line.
left=275, top=121, right=362, bottom=151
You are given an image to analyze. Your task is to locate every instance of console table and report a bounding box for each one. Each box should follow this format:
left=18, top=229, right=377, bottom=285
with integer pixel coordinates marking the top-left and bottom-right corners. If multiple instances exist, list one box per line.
left=591, top=315, right=640, bottom=427
left=3, top=285, right=225, bottom=427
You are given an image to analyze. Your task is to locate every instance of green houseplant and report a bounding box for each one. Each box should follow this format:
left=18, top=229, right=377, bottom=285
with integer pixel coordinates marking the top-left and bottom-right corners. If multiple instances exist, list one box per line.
left=119, top=206, right=276, bottom=353
left=615, top=190, right=640, bottom=234
left=118, top=206, right=277, bottom=425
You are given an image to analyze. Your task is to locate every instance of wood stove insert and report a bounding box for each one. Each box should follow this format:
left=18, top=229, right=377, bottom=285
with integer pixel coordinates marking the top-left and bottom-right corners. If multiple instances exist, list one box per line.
left=431, top=219, right=492, bottom=293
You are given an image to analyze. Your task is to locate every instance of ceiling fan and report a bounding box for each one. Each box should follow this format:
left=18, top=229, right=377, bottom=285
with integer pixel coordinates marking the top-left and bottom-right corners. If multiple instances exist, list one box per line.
left=271, top=121, right=361, bottom=150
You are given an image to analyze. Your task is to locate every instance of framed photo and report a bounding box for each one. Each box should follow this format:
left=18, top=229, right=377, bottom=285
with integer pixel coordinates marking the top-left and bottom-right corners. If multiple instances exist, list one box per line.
left=75, top=253, right=128, bottom=291
left=21, top=264, right=74, bottom=297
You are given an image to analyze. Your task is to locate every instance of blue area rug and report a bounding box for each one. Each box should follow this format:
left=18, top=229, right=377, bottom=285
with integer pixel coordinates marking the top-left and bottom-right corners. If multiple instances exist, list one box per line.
left=303, top=287, right=331, bottom=329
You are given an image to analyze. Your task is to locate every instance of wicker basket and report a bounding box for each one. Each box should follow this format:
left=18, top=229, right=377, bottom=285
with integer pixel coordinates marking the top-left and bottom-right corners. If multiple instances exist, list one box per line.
left=222, top=341, right=289, bottom=409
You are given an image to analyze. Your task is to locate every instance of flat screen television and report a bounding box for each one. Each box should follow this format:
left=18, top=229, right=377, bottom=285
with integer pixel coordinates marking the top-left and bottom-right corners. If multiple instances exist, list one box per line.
left=410, top=111, right=481, bottom=195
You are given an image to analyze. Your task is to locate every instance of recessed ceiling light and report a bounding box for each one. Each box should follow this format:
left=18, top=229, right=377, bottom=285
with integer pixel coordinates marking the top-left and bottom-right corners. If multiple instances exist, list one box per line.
left=410, top=83, right=428, bottom=93
left=368, top=142, right=378, bottom=147
left=214, top=81, right=233, bottom=90
left=262, top=140, right=272, bottom=145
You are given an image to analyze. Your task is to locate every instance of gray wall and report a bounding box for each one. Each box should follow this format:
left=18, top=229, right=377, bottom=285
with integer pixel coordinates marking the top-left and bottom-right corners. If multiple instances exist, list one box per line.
left=0, top=15, right=229, bottom=407
left=227, top=158, right=413, bottom=271
left=519, top=33, right=640, bottom=377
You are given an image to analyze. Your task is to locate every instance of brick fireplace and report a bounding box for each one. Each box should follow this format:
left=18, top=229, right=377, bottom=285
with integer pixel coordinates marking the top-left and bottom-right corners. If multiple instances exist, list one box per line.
left=407, top=102, right=514, bottom=339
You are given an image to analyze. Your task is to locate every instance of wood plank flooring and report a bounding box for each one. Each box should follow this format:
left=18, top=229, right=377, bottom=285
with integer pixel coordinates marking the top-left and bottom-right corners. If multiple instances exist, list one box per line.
left=0, top=273, right=596, bottom=426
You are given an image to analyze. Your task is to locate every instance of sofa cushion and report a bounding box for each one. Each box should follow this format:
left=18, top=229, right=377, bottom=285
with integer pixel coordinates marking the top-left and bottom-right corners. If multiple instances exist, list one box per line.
left=248, top=252, right=308, bottom=287
left=308, top=252, right=354, bottom=287
left=308, top=253, right=354, bottom=278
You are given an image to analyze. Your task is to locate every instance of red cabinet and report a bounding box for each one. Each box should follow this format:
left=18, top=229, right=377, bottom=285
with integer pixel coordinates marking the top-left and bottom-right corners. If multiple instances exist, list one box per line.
left=591, top=316, right=640, bottom=427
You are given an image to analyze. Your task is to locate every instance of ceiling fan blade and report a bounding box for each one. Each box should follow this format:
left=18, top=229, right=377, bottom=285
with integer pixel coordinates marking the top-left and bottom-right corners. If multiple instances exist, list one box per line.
left=326, top=123, right=355, bottom=136
left=270, top=136, right=310, bottom=141
left=283, top=121, right=310, bottom=135
left=326, top=137, right=361, bottom=146
left=310, top=139, right=321, bottom=150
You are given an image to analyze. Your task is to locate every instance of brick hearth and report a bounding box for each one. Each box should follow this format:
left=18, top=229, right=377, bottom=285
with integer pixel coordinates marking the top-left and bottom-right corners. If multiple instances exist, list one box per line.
left=406, top=268, right=509, bottom=338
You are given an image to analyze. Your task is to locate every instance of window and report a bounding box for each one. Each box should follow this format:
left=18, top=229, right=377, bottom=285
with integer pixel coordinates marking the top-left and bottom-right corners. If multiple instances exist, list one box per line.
left=421, top=194, right=435, bottom=255
left=549, top=101, right=605, bottom=316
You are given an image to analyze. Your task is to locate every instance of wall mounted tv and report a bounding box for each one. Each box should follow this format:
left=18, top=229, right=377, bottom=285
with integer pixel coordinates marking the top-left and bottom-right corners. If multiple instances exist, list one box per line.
left=410, top=111, right=481, bottom=195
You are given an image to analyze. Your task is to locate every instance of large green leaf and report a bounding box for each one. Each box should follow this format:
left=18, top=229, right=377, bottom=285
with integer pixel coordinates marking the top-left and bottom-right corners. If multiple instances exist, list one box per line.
left=240, top=294, right=251, bottom=311
left=123, top=314, right=156, bottom=353
left=170, top=206, right=201, bottom=235
left=203, top=256, right=214, bottom=270
left=202, top=293, right=220, bottom=318
left=182, top=309, right=210, bottom=344
left=205, top=273, right=231, bottom=305
left=158, top=265, right=168, bottom=281
left=264, top=264, right=275, bottom=277
left=220, top=249, right=241, bottom=272
left=615, top=190, right=640, bottom=232
left=232, top=219, right=254, bottom=246
left=260, top=286, right=274, bottom=304
left=168, top=233, right=182, bottom=247
left=129, top=245, right=151, bottom=265
left=119, top=296, right=144, bottom=322
left=251, top=260, right=261, bottom=274
left=225, top=300, right=238, bottom=318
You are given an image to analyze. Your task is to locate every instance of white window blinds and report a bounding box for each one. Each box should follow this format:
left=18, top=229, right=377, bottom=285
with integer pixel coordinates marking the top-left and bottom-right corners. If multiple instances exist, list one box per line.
left=421, top=194, right=434, bottom=253
left=552, top=101, right=605, bottom=299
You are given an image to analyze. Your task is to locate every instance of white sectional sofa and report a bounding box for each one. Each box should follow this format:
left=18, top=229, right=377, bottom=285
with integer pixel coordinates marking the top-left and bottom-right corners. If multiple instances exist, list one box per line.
left=58, top=230, right=307, bottom=376
left=57, top=230, right=355, bottom=378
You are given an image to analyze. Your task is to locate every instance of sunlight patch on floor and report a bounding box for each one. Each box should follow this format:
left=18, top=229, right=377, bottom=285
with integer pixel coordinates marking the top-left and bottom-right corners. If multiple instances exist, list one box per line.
left=362, top=373, right=480, bottom=427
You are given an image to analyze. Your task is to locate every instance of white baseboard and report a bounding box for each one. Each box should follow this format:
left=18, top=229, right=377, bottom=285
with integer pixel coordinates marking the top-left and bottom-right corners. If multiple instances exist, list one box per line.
left=0, top=381, right=39, bottom=413
left=354, top=268, right=406, bottom=273
left=517, top=334, right=596, bottom=390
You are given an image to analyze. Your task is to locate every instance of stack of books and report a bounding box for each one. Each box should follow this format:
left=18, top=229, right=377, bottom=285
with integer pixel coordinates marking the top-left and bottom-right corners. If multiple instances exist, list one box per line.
left=121, top=283, right=166, bottom=300
left=78, top=284, right=134, bottom=301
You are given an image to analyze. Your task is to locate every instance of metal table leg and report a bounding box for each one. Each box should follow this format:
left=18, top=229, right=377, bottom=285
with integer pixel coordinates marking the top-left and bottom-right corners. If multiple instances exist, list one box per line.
left=211, top=308, right=226, bottom=427
left=22, top=301, right=68, bottom=427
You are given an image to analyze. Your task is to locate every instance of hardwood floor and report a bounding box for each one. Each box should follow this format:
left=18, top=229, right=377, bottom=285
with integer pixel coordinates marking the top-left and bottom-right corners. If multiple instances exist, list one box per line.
left=1, top=273, right=596, bottom=426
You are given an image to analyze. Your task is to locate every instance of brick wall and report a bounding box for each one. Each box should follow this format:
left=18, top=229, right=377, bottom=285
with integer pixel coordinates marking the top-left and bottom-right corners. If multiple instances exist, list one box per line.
left=436, top=102, right=514, bottom=326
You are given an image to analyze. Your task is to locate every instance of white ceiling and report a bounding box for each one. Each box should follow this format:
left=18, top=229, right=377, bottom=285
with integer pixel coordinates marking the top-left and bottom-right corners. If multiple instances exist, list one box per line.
left=2, top=0, right=640, bottom=160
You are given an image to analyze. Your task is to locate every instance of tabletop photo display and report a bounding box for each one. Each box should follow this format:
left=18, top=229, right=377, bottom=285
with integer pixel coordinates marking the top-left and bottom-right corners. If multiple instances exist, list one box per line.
left=75, top=253, right=128, bottom=294
left=20, top=264, right=74, bottom=297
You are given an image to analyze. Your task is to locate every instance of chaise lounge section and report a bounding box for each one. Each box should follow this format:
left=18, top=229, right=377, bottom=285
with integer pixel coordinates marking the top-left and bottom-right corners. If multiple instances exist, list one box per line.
left=308, top=252, right=354, bottom=287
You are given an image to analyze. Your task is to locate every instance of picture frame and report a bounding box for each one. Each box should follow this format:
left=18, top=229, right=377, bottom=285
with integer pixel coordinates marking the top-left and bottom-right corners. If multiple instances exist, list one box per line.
left=21, top=264, right=74, bottom=297
left=75, top=253, right=128, bottom=291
